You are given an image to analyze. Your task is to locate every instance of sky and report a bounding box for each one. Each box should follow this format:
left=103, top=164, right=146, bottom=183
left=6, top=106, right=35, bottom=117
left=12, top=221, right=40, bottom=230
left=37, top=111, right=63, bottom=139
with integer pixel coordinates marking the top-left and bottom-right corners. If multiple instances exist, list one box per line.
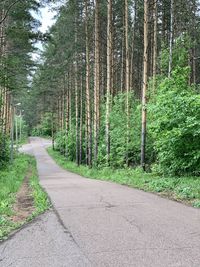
left=39, top=6, right=56, bottom=34
left=32, top=5, right=57, bottom=61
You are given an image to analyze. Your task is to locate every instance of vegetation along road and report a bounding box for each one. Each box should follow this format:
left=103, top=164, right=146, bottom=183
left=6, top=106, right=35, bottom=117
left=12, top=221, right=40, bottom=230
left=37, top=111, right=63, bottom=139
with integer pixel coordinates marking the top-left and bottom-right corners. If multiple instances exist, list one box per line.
left=1, top=138, right=200, bottom=267
left=0, top=0, right=200, bottom=266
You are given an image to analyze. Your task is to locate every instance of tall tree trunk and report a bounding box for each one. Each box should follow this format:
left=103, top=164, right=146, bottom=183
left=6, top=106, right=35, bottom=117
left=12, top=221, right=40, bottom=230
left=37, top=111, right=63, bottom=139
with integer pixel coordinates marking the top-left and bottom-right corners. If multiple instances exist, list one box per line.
left=168, top=0, right=174, bottom=77
left=141, top=0, right=148, bottom=171
left=79, top=74, right=83, bottom=164
left=69, top=71, right=72, bottom=132
left=94, top=0, right=100, bottom=164
left=120, top=9, right=125, bottom=93
left=65, top=72, right=69, bottom=158
left=105, top=0, right=113, bottom=165
left=130, top=1, right=136, bottom=92
left=52, top=110, right=55, bottom=151
left=125, top=0, right=130, bottom=165
left=152, top=0, right=157, bottom=93
left=85, top=0, right=92, bottom=167
left=75, top=16, right=79, bottom=165
left=192, top=48, right=196, bottom=84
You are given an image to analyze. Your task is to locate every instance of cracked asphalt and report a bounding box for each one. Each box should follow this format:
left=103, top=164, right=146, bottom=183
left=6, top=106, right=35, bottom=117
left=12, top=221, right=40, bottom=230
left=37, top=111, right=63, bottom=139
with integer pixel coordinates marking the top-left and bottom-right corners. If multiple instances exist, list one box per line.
left=1, top=137, right=200, bottom=267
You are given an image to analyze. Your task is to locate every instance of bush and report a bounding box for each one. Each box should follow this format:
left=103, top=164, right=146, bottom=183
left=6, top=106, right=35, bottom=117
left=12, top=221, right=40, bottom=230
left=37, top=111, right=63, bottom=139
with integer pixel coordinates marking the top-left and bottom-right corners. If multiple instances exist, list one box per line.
left=0, top=134, right=10, bottom=169
left=149, top=67, right=200, bottom=176
left=31, top=112, right=52, bottom=137
left=55, top=127, right=77, bottom=161
left=97, top=93, right=154, bottom=168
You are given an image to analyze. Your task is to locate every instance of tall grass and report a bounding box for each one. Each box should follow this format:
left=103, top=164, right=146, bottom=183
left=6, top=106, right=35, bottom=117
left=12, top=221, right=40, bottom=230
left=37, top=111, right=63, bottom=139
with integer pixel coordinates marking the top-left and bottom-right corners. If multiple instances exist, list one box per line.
left=0, top=154, right=50, bottom=240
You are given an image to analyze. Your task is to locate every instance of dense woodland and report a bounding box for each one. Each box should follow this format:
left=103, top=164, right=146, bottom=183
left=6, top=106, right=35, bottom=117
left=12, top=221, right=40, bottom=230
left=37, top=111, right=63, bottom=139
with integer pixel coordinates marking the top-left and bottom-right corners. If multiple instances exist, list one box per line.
left=0, top=0, right=200, bottom=176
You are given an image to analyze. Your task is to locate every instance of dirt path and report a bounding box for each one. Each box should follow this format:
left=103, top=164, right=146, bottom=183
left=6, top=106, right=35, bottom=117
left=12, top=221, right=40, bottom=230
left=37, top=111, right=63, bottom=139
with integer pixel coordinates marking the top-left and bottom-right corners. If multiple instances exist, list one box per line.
left=11, top=173, right=35, bottom=223
left=1, top=137, right=200, bottom=267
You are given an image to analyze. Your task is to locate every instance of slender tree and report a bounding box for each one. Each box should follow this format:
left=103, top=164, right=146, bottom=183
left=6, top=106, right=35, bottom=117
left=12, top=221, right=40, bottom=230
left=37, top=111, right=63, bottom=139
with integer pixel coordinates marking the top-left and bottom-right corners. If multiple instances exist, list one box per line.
left=152, top=0, right=157, bottom=92
left=141, top=0, right=149, bottom=170
left=85, top=0, right=92, bottom=167
left=105, top=0, right=113, bottom=165
left=125, top=0, right=130, bottom=165
left=168, top=0, right=174, bottom=77
left=93, top=0, right=100, bottom=164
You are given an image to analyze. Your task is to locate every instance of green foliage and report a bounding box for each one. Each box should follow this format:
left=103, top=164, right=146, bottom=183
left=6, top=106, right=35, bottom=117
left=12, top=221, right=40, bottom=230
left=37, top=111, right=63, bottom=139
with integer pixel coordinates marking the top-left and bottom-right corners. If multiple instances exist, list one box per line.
left=55, top=130, right=66, bottom=154
left=0, top=134, right=10, bottom=169
left=32, top=112, right=52, bottom=137
left=55, top=126, right=77, bottom=161
left=149, top=67, right=200, bottom=176
left=160, top=35, right=191, bottom=75
left=97, top=94, right=142, bottom=167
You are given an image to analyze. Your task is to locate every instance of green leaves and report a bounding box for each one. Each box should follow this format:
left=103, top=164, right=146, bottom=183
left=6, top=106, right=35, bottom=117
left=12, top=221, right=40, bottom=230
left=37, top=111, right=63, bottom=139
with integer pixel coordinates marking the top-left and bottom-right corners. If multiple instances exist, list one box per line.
left=0, top=134, right=10, bottom=169
left=149, top=67, right=200, bottom=176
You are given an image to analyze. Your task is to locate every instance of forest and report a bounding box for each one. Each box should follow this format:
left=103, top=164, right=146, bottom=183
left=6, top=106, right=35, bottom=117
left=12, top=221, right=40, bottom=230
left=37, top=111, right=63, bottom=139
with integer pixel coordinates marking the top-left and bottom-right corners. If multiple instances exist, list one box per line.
left=0, top=0, right=200, bottom=177
left=1, top=0, right=200, bottom=263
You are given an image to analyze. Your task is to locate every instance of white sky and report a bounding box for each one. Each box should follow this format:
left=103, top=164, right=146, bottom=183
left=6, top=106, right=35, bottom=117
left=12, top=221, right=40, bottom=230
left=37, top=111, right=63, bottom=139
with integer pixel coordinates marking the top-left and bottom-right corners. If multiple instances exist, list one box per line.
left=32, top=6, right=56, bottom=61
left=39, top=6, right=56, bottom=34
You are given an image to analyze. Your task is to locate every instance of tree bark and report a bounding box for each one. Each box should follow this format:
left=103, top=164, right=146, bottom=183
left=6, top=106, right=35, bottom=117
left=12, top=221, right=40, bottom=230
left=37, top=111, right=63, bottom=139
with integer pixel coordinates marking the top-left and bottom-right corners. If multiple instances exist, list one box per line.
left=85, top=0, right=92, bottom=167
left=94, top=0, right=100, bottom=164
left=79, top=74, right=83, bottom=164
left=105, top=0, right=113, bottom=165
left=141, top=0, right=148, bottom=170
left=75, top=16, right=79, bottom=165
left=152, top=0, right=157, bottom=93
left=125, top=0, right=130, bottom=165
left=168, top=0, right=174, bottom=78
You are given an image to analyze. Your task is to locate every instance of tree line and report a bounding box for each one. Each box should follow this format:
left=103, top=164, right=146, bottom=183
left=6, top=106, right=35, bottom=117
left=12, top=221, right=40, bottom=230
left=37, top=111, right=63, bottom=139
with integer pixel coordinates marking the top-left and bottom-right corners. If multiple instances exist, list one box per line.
left=1, top=0, right=200, bottom=176
left=0, top=0, right=50, bottom=167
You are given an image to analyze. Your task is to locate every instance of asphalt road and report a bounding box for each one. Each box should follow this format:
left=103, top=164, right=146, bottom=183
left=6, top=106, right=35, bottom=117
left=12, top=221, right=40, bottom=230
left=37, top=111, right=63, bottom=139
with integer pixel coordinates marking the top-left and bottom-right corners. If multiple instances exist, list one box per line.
left=1, top=137, right=200, bottom=267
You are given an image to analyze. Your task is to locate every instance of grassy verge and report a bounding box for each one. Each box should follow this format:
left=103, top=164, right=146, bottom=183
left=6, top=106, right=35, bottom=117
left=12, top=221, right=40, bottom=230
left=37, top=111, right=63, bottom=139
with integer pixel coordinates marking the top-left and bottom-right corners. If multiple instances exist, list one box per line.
left=0, top=154, right=50, bottom=241
left=48, top=148, right=200, bottom=208
left=28, top=156, right=51, bottom=219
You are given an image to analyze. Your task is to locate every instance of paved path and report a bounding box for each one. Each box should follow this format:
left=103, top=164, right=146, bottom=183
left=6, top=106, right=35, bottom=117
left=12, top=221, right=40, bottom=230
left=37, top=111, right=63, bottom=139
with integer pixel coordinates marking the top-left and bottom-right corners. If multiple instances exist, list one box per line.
left=1, top=137, right=200, bottom=267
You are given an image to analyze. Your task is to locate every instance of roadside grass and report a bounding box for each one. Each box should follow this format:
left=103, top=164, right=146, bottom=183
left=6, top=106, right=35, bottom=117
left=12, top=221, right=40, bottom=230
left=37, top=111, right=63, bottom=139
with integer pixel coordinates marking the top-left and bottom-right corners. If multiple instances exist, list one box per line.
left=0, top=154, right=50, bottom=241
left=48, top=148, right=200, bottom=208
left=16, top=137, right=29, bottom=146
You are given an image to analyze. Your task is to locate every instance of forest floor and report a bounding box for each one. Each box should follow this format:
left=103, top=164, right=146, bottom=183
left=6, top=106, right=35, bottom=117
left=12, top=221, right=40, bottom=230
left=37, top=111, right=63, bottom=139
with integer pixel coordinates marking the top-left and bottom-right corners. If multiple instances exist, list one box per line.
left=1, top=137, right=200, bottom=267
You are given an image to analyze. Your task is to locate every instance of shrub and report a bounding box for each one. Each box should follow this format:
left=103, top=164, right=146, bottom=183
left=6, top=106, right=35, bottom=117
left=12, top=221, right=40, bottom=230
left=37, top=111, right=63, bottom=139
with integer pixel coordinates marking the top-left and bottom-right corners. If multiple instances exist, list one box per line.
left=149, top=67, right=200, bottom=176
left=31, top=112, right=52, bottom=137
left=0, top=134, right=10, bottom=169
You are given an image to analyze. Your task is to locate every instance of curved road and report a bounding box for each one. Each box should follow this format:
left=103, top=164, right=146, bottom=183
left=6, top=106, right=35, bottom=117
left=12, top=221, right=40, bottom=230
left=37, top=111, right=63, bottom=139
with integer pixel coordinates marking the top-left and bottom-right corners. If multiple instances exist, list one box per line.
left=1, top=137, right=200, bottom=267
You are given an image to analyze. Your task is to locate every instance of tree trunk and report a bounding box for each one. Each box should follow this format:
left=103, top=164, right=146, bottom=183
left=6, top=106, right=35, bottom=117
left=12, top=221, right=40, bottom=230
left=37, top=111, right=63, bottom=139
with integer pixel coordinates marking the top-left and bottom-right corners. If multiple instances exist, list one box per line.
left=141, top=0, right=148, bottom=171
left=152, top=0, right=157, bottom=93
left=85, top=0, right=92, bottom=167
left=79, top=74, right=83, bottom=164
left=105, top=0, right=113, bottom=165
left=65, top=72, right=69, bottom=158
left=130, top=2, right=136, bottom=92
left=94, top=0, right=100, bottom=164
left=168, top=0, right=174, bottom=78
left=125, top=0, right=130, bottom=165
left=75, top=16, right=79, bottom=166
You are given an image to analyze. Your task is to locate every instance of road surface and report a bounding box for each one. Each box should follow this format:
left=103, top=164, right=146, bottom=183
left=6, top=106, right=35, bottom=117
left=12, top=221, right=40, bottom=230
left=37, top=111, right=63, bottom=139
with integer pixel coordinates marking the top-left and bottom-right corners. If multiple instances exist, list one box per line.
left=1, top=137, right=200, bottom=267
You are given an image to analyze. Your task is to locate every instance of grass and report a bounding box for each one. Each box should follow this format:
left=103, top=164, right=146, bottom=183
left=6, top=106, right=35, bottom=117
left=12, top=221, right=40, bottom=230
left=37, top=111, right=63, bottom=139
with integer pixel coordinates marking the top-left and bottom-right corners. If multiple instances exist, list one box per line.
left=29, top=158, right=51, bottom=217
left=48, top=148, right=200, bottom=208
left=0, top=154, right=50, bottom=241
